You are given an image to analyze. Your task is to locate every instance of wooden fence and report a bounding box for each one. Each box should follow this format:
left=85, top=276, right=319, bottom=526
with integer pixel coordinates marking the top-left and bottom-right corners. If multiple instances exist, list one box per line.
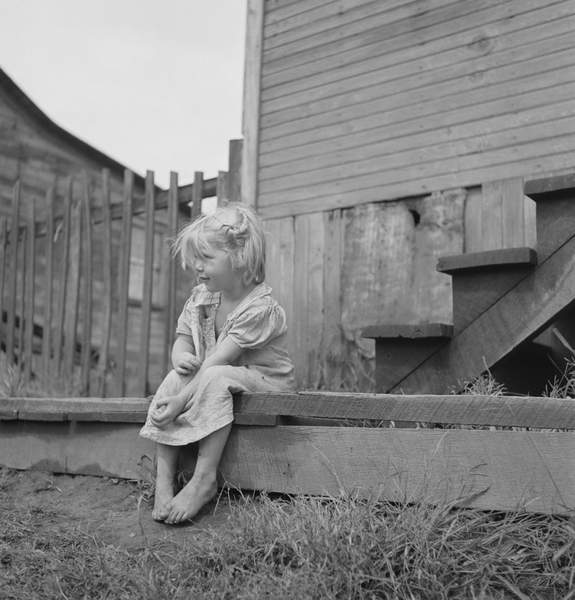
left=0, top=140, right=242, bottom=397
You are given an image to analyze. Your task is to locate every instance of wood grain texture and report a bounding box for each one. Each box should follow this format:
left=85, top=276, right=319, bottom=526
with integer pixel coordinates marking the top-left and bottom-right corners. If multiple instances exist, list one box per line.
left=437, top=247, right=537, bottom=273
left=163, top=172, right=179, bottom=373
left=191, top=171, right=203, bottom=219
left=362, top=323, right=453, bottom=339
left=3, top=391, right=575, bottom=429
left=42, top=186, right=55, bottom=374
left=0, top=217, right=6, bottom=325
left=220, top=426, right=575, bottom=514
left=137, top=171, right=156, bottom=396
left=242, top=0, right=265, bottom=207
left=5, top=183, right=20, bottom=362
left=97, top=170, right=113, bottom=395
left=228, top=138, right=243, bottom=204
left=80, top=176, right=93, bottom=394
left=117, top=170, right=134, bottom=394
left=23, top=199, right=36, bottom=379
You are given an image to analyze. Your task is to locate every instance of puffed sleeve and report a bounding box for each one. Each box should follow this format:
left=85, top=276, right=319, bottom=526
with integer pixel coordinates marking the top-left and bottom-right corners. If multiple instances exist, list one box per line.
left=175, top=296, right=195, bottom=336
left=227, top=302, right=287, bottom=349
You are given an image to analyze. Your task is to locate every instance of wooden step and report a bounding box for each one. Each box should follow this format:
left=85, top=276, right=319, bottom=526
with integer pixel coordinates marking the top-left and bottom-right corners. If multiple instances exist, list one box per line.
left=362, top=323, right=453, bottom=392
left=437, top=247, right=537, bottom=332
left=1, top=393, right=574, bottom=515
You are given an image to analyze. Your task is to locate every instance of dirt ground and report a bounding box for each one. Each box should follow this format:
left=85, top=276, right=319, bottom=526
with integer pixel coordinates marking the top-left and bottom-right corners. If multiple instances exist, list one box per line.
left=0, top=467, right=235, bottom=551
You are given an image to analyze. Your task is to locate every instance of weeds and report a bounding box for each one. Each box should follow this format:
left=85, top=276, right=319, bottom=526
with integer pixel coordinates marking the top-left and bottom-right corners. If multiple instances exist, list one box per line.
left=1, top=478, right=573, bottom=599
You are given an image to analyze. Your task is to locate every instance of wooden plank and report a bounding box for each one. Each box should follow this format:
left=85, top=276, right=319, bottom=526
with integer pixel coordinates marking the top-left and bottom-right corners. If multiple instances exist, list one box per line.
left=216, top=171, right=229, bottom=206
left=3, top=391, right=575, bottom=428
left=23, top=199, right=36, bottom=380
left=137, top=170, right=155, bottom=397
left=242, top=0, right=265, bottom=207
left=228, top=138, right=243, bottom=203
left=97, top=170, right=113, bottom=396
left=53, top=179, right=72, bottom=375
left=261, top=92, right=575, bottom=186
left=259, top=137, right=575, bottom=219
left=163, top=172, right=179, bottom=374
left=437, top=248, right=537, bottom=273
left=63, top=188, right=81, bottom=376
left=5, top=182, right=20, bottom=364
left=306, top=212, right=324, bottom=388
left=191, top=171, right=203, bottom=219
left=0, top=217, right=6, bottom=329
left=17, top=221, right=26, bottom=368
left=463, top=187, right=483, bottom=253
left=262, top=0, right=571, bottom=96
left=394, top=225, right=575, bottom=394
left=363, top=323, right=453, bottom=339
left=523, top=194, right=537, bottom=248
left=263, top=0, right=460, bottom=53
left=260, top=62, right=575, bottom=159
left=117, top=170, right=134, bottom=396
left=79, top=175, right=93, bottom=395
left=260, top=113, right=575, bottom=196
left=321, top=209, right=343, bottom=388
left=0, top=421, right=154, bottom=480
left=42, top=186, right=55, bottom=375
left=500, top=178, right=527, bottom=248
left=221, top=427, right=575, bottom=515
left=261, top=15, right=575, bottom=114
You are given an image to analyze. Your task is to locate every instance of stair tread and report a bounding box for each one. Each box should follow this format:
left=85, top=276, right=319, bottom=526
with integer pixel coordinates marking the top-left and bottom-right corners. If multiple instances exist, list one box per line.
left=362, top=323, right=453, bottom=339
left=437, top=247, right=536, bottom=274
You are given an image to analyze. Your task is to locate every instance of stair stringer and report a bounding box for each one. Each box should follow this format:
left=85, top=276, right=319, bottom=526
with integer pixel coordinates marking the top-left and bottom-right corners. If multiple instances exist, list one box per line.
left=390, top=190, right=575, bottom=394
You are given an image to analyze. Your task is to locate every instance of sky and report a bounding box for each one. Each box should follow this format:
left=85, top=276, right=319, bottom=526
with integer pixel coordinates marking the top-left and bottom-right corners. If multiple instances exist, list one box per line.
left=0, top=0, right=247, bottom=188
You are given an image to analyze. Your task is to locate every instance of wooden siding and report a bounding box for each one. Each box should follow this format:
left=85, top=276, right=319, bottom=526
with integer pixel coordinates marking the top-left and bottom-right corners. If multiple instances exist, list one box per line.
left=265, top=189, right=464, bottom=389
left=257, top=0, right=575, bottom=219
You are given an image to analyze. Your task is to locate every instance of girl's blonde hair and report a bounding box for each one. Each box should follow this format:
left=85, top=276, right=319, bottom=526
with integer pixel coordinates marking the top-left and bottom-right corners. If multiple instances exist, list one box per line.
left=173, top=203, right=266, bottom=284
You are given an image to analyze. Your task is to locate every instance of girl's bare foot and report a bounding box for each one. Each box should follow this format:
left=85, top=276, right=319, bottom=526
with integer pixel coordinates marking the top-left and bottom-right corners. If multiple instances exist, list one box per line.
left=164, top=472, right=217, bottom=524
left=152, top=481, right=174, bottom=521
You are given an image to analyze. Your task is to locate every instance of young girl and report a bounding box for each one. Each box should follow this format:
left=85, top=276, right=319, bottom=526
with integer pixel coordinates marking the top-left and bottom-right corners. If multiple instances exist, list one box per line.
left=139, top=203, right=294, bottom=525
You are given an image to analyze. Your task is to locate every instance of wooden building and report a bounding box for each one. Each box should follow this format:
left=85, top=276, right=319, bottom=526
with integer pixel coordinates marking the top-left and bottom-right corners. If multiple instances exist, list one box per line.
left=0, top=67, right=170, bottom=395
left=242, top=0, right=575, bottom=389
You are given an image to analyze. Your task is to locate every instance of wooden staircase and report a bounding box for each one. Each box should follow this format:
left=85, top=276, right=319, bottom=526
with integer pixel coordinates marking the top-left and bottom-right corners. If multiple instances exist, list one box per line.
left=364, top=187, right=575, bottom=394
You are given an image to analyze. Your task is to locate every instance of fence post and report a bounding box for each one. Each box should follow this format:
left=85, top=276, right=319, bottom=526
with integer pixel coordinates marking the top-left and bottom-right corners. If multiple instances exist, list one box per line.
left=117, top=170, right=134, bottom=396
left=191, top=171, right=203, bottom=219
left=42, top=185, right=55, bottom=375
left=0, top=217, right=7, bottom=339
left=217, top=170, right=229, bottom=206
left=6, top=182, right=21, bottom=364
left=164, top=171, right=179, bottom=374
left=23, top=199, right=36, bottom=380
left=228, top=139, right=243, bottom=203
left=80, top=174, right=93, bottom=395
left=137, top=170, right=155, bottom=397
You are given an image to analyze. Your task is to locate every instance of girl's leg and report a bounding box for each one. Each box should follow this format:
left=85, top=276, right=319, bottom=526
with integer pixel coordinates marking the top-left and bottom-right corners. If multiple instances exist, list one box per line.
left=153, top=443, right=179, bottom=521
left=165, top=423, right=232, bottom=524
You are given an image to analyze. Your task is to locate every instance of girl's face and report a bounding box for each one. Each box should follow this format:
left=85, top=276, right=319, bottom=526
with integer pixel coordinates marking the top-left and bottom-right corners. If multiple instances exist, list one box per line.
left=192, top=245, right=239, bottom=293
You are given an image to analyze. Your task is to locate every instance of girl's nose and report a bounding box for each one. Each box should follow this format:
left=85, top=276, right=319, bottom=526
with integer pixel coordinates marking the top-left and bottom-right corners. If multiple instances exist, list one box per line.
left=194, top=259, right=204, bottom=271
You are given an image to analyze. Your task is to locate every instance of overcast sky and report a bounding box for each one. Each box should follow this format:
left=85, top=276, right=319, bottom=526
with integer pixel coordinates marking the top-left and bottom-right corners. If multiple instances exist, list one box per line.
left=0, top=0, right=247, bottom=188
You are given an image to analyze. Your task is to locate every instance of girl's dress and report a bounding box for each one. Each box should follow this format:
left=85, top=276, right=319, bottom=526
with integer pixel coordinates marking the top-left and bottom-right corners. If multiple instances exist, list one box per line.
left=139, top=282, right=295, bottom=446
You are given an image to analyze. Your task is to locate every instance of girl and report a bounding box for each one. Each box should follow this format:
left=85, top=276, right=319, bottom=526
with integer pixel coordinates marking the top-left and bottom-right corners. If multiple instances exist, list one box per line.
left=139, top=203, right=294, bottom=525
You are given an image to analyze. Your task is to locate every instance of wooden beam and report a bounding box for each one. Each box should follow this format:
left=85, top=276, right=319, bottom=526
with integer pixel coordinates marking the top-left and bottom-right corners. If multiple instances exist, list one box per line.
left=2, top=391, right=575, bottom=429
left=437, top=247, right=537, bottom=273
left=242, top=0, right=265, bottom=207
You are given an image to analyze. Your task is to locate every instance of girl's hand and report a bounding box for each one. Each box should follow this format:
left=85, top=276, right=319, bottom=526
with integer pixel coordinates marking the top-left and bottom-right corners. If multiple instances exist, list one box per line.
left=150, top=395, right=188, bottom=429
left=173, top=352, right=201, bottom=376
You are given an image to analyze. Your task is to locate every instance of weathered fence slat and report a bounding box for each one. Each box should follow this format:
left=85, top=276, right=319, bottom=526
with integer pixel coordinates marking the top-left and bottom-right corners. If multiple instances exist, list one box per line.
left=137, top=170, right=155, bottom=396
left=6, top=183, right=21, bottom=363
left=0, top=217, right=7, bottom=331
left=80, top=175, right=93, bottom=395
left=117, top=170, right=133, bottom=396
left=192, top=171, right=203, bottom=219
left=163, top=171, right=179, bottom=373
left=23, top=199, right=36, bottom=380
left=17, top=224, right=26, bottom=367
left=217, top=170, right=229, bottom=206
left=228, top=138, right=243, bottom=203
left=63, top=189, right=81, bottom=377
left=42, top=186, right=55, bottom=375
left=53, top=179, right=72, bottom=375
left=97, top=170, right=113, bottom=396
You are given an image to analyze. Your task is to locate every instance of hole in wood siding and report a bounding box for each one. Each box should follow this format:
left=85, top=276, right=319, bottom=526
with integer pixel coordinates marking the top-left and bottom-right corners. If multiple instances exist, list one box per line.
left=409, top=209, right=421, bottom=227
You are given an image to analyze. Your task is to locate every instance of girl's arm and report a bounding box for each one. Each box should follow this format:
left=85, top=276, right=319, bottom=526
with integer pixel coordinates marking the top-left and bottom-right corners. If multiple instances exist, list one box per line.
left=151, top=337, right=242, bottom=428
left=171, top=334, right=200, bottom=375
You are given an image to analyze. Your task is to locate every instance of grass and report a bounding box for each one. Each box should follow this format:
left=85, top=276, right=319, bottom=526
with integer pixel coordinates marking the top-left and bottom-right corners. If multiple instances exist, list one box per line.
left=1, top=472, right=574, bottom=600
left=1, top=357, right=574, bottom=598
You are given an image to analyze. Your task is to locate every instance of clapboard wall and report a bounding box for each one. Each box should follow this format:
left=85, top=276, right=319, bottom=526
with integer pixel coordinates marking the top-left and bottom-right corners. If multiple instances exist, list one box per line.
left=243, top=0, right=575, bottom=388
left=256, top=0, right=575, bottom=219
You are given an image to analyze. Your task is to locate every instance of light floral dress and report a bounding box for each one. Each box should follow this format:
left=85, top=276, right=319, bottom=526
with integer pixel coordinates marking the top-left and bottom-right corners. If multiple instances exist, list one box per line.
left=139, top=282, right=295, bottom=446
